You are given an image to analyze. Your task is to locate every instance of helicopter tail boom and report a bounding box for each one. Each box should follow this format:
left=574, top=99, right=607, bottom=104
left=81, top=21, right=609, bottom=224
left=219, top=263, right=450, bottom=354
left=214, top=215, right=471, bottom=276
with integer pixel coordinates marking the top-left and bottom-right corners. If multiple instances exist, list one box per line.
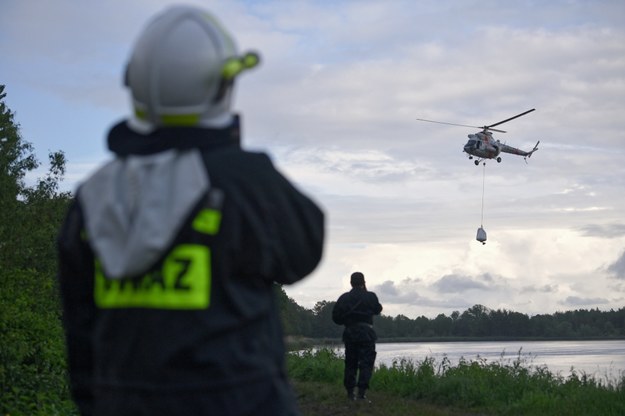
left=499, top=140, right=540, bottom=158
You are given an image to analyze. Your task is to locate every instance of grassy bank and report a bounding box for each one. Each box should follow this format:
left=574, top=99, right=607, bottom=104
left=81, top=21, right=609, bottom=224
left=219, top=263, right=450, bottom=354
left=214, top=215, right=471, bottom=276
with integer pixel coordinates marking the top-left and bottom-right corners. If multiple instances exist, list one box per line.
left=287, top=348, right=625, bottom=416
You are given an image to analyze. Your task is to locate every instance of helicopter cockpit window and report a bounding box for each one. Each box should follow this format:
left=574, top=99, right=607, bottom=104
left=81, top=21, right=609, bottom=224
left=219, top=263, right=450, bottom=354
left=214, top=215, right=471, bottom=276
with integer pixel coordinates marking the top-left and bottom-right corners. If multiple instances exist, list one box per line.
left=466, top=139, right=477, bottom=148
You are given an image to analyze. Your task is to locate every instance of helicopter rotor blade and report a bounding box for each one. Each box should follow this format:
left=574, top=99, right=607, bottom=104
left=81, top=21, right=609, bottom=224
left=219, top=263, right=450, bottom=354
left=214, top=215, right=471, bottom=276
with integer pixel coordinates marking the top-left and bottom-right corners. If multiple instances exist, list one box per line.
left=415, top=118, right=482, bottom=129
left=484, top=126, right=507, bottom=133
left=416, top=118, right=507, bottom=133
left=487, top=108, right=535, bottom=129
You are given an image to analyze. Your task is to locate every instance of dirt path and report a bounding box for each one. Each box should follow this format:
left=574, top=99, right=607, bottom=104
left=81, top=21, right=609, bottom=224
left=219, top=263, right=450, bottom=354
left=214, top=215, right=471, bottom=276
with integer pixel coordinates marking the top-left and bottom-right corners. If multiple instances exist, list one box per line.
left=293, top=380, right=486, bottom=416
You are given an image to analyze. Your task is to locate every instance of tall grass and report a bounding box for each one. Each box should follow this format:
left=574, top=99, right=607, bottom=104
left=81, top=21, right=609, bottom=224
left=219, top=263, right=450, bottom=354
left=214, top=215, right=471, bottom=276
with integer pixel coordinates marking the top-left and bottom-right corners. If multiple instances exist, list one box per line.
left=287, top=348, right=625, bottom=415
left=287, top=348, right=344, bottom=383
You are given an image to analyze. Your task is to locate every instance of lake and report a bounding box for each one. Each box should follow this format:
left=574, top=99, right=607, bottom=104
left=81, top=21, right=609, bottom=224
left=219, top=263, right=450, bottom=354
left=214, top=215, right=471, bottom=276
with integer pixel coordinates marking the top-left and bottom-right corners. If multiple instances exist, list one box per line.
left=374, top=340, right=625, bottom=384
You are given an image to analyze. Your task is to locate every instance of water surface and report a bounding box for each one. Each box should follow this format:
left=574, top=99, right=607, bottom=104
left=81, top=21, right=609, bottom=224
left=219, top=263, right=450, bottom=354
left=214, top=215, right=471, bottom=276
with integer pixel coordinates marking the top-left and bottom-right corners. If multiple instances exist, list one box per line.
left=374, top=340, right=625, bottom=384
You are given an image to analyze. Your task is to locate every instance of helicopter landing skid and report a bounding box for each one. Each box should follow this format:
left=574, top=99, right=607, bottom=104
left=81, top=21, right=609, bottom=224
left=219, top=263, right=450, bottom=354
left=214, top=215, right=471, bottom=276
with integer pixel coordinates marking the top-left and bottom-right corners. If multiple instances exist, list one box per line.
left=470, top=157, right=502, bottom=166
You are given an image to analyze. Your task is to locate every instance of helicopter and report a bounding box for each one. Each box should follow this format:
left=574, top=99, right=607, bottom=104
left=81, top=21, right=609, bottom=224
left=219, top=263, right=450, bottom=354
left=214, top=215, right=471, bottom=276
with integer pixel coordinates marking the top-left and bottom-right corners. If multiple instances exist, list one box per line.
left=416, top=108, right=540, bottom=165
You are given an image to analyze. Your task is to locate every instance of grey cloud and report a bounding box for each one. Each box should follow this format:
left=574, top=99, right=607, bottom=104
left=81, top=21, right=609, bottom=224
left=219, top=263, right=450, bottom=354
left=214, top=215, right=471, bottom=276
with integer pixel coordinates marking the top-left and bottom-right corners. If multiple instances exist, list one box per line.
left=371, top=279, right=471, bottom=310
left=280, top=146, right=426, bottom=183
left=520, top=284, right=559, bottom=294
left=539, top=284, right=559, bottom=293
left=607, top=250, right=625, bottom=280
left=376, top=280, right=400, bottom=297
left=607, top=282, right=625, bottom=294
left=560, top=296, right=610, bottom=307
left=373, top=279, right=424, bottom=304
left=432, top=274, right=489, bottom=293
left=579, top=223, right=625, bottom=239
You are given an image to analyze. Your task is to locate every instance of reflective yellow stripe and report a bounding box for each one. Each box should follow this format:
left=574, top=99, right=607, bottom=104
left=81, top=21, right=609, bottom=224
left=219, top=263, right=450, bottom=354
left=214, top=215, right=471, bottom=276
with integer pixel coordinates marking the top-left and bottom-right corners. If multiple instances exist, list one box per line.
left=192, top=208, right=222, bottom=235
left=133, top=107, right=201, bottom=126
left=95, top=244, right=211, bottom=309
left=160, top=113, right=201, bottom=126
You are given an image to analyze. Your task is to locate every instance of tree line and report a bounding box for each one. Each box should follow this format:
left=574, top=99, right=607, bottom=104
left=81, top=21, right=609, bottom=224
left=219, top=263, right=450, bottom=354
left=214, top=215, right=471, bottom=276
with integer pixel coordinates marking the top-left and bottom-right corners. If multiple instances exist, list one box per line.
left=276, top=288, right=625, bottom=340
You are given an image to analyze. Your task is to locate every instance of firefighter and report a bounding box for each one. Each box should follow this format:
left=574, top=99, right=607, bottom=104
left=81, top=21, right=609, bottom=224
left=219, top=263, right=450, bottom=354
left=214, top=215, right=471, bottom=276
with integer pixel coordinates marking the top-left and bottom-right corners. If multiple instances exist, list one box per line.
left=57, top=6, right=324, bottom=415
left=332, top=272, right=383, bottom=401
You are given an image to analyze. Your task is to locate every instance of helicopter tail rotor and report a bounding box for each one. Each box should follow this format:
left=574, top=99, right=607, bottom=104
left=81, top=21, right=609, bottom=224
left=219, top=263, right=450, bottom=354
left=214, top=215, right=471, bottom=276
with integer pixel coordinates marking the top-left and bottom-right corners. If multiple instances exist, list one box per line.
left=524, top=141, right=540, bottom=163
left=528, top=141, right=540, bottom=157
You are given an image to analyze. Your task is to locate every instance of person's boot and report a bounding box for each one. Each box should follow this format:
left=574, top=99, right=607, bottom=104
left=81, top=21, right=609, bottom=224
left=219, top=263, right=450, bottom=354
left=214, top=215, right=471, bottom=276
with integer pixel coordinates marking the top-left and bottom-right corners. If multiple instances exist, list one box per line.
left=357, top=387, right=369, bottom=402
left=346, top=388, right=355, bottom=400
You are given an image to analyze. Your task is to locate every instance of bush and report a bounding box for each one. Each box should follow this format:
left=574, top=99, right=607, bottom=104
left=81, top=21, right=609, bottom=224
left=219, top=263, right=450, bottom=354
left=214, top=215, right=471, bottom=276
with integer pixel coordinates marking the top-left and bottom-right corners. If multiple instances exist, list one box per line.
left=0, top=268, right=78, bottom=415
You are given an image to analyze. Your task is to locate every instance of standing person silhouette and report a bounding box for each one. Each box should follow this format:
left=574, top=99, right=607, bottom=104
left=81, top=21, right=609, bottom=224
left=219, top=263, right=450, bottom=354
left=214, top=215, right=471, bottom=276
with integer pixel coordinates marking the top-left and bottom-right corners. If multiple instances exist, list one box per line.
left=332, top=272, right=383, bottom=401
left=57, top=5, right=324, bottom=416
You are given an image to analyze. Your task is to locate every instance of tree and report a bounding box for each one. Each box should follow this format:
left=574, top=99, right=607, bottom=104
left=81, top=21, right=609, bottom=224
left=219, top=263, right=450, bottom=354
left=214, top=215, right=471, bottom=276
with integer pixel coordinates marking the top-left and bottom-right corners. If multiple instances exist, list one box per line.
left=0, top=85, right=76, bottom=415
left=455, top=304, right=491, bottom=336
left=431, top=313, right=453, bottom=336
left=311, top=300, right=342, bottom=338
left=451, top=310, right=460, bottom=321
left=373, top=314, right=395, bottom=338
left=414, top=315, right=431, bottom=337
left=529, top=314, right=556, bottom=337
left=0, top=85, right=36, bottom=271
left=393, top=314, right=414, bottom=337
left=275, top=285, right=313, bottom=336
left=0, top=86, right=70, bottom=275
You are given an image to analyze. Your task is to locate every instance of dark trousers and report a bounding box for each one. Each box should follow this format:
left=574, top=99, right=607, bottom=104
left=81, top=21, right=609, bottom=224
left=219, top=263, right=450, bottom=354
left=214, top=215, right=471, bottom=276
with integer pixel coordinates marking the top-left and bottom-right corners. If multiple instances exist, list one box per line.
left=343, top=340, right=376, bottom=391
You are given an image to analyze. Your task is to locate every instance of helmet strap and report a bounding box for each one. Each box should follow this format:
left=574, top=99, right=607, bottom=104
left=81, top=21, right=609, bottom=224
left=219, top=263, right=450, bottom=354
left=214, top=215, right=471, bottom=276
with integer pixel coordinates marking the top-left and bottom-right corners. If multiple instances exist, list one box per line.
left=213, top=78, right=234, bottom=103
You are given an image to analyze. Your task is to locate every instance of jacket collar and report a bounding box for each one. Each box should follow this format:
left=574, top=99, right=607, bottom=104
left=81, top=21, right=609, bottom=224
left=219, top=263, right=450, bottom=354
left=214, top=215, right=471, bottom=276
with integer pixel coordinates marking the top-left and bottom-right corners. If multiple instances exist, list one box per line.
left=107, top=114, right=241, bottom=157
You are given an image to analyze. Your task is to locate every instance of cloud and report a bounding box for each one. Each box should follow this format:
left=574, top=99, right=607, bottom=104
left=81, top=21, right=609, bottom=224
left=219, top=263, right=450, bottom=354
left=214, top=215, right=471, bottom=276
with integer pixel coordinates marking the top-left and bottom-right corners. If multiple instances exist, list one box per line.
left=4, top=0, right=625, bottom=320
left=560, top=296, right=610, bottom=307
left=431, top=274, right=491, bottom=293
left=579, top=223, right=625, bottom=239
left=520, top=284, right=559, bottom=294
left=373, top=279, right=424, bottom=304
left=371, top=279, right=472, bottom=310
left=279, top=147, right=425, bottom=184
left=607, top=250, right=625, bottom=280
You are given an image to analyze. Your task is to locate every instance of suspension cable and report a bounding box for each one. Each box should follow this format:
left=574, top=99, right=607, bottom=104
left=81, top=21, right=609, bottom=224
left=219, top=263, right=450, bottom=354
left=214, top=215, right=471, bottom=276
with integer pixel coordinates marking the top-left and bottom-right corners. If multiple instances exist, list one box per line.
left=481, top=162, right=486, bottom=227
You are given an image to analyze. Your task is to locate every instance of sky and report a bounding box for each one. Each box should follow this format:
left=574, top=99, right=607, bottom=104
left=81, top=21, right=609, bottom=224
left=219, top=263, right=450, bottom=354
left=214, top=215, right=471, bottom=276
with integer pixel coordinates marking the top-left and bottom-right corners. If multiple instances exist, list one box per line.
left=2, top=0, right=625, bottom=319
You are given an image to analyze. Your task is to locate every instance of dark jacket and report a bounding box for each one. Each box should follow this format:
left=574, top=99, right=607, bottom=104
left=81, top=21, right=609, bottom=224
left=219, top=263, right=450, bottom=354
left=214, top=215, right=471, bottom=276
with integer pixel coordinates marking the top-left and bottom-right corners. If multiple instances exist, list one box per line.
left=332, top=287, right=382, bottom=343
left=57, top=117, right=324, bottom=416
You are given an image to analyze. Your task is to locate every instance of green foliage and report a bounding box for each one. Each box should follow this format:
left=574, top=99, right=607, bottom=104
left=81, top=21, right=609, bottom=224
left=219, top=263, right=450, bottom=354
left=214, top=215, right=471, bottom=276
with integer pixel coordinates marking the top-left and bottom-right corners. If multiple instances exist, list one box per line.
left=284, top=298, right=625, bottom=340
left=0, top=85, right=77, bottom=415
left=275, top=284, right=314, bottom=336
left=0, top=85, right=37, bottom=198
left=276, top=276, right=625, bottom=339
left=287, top=348, right=344, bottom=384
left=310, top=301, right=342, bottom=338
left=0, top=269, right=77, bottom=415
left=374, top=356, right=437, bottom=398
left=288, top=348, right=625, bottom=415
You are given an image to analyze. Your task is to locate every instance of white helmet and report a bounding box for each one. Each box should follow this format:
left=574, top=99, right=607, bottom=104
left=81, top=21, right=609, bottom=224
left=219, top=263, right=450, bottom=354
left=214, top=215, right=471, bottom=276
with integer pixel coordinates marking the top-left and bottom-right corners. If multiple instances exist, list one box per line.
left=124, top=5, right=259, bottom=132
